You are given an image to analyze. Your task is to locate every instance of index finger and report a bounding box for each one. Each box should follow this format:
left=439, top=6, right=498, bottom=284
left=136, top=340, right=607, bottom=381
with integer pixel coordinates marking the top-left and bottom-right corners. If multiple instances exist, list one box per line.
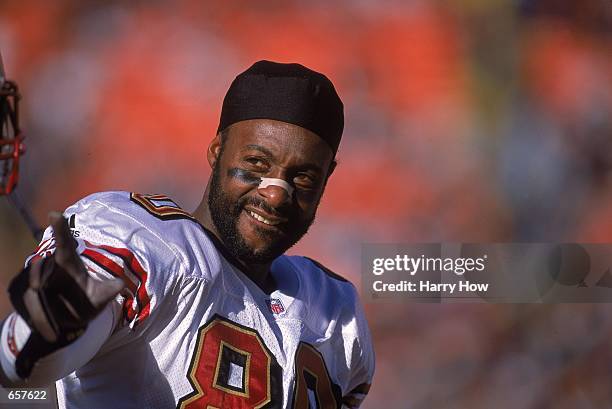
left=49, top=211, right=77, bottom=253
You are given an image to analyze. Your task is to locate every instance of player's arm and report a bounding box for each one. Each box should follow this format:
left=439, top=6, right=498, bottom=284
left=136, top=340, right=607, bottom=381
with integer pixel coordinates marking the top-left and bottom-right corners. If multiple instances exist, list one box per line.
left=0, top=213, right=123, bottom=386
left=342, top=343, right=374, bottom=409
left=0, top=305, right=116, bottom=387
left=0, top=318, right=11, bottom=386
left=342, top=297, right=375, bottom=408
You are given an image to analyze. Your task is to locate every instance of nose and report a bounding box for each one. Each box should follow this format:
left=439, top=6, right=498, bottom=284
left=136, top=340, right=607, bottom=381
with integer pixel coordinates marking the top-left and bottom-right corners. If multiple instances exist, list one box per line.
left=258, top=184, right=292, bottom=208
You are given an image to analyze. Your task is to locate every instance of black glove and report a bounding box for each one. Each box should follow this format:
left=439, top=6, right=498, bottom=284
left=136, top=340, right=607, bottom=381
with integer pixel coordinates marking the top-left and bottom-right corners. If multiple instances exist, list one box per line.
left=7, top=213, right=123, bottom=379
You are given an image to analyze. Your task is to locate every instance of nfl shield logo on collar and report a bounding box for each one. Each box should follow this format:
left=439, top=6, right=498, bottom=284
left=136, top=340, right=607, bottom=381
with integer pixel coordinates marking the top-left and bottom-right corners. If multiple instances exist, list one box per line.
left=266, top=298, right=285, bottom=315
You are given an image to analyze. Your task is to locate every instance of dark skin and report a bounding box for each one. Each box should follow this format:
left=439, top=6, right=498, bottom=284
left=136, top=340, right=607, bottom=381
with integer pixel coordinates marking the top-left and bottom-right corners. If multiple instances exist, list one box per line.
left=1, top=120, right=335, bottom=381
left=0, top=118, right=335, bottom=384
left=193, top=119, right=336, bottom=293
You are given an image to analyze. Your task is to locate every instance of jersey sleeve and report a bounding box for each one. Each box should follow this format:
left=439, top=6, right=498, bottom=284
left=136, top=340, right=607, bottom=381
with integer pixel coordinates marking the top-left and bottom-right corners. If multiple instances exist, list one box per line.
left=2, top=191, right=186, bottom=385
left=25, top=191, right=185, bottom=331
left=341, top=295, right=375, bottom=409
left=0, top=307, right=115, bottom=386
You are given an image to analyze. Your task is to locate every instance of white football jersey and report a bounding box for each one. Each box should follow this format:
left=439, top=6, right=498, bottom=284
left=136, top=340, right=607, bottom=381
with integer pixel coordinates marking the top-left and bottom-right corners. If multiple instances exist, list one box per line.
left=28, top=191, right=374, bottom=408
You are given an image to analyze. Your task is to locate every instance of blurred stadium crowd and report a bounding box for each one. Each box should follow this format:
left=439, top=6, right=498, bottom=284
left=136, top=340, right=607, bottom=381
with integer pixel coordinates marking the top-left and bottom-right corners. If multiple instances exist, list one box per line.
left=0, top=0, right=610, bottom=407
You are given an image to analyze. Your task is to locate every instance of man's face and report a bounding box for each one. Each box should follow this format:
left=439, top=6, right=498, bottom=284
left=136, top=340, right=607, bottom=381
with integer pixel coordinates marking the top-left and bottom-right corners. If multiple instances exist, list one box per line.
left=207, top=119, right=335, bottom=264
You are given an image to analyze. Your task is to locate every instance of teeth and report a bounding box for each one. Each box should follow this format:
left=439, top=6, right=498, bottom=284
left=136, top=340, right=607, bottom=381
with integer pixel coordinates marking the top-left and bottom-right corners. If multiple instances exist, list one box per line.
left=248, top=210, right=279, bottom=226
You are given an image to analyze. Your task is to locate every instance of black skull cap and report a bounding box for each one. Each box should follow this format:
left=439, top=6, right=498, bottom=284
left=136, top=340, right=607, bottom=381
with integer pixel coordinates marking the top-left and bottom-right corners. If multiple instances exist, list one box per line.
left=217, top=60, right=344, bottom=155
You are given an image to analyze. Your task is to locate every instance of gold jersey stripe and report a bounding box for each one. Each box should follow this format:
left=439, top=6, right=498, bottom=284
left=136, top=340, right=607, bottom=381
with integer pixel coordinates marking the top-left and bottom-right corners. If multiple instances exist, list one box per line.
left=130, top=193, right=197, bottom=221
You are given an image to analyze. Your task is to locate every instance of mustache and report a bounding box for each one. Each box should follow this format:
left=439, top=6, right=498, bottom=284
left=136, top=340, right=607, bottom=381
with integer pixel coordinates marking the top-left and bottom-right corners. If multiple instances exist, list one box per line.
left=238, top=196, right=296, bottom=220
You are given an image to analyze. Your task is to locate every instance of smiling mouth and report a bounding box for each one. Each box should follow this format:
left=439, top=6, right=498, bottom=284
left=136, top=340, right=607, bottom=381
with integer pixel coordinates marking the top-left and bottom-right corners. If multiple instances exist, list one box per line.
left=244, top=208, right=287, bottom=227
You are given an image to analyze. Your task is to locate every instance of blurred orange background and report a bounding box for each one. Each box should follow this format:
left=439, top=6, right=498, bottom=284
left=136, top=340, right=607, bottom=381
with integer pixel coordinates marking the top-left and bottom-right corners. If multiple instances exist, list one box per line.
left=1, top=1, right=611, bottom=407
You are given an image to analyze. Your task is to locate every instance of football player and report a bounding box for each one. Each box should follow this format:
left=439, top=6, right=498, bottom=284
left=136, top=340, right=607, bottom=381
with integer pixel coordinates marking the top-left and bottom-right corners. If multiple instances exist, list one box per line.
left=0, top=61, right=374, bottom=408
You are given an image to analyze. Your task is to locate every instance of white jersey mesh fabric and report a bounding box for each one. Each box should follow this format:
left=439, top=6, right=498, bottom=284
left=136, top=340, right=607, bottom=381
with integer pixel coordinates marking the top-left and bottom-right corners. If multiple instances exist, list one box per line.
left=28, top=191, right=374, bottom=409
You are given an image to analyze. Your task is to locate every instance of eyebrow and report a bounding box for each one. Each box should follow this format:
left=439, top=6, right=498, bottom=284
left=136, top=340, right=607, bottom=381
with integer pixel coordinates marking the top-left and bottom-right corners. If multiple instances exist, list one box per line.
left=242, top=144, right=324, bottom=175
left=243, top=144, right=275, bottom=157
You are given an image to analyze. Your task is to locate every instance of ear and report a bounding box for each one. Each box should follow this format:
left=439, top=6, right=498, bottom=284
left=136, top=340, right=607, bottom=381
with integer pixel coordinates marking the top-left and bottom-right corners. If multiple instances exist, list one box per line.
left=207, top=133, right=223, bottom=168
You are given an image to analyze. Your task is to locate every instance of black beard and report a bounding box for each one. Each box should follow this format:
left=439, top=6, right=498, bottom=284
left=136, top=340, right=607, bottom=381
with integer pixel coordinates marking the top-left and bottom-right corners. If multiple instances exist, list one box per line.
left=207, top=164, right=315, bottom=264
